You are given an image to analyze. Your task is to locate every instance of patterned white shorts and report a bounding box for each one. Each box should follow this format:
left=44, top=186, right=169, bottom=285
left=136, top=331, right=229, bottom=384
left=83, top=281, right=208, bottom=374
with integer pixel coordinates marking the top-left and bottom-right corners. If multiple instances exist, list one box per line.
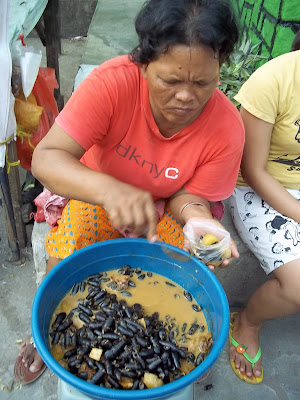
left=229, top=187, right=300, bottom=275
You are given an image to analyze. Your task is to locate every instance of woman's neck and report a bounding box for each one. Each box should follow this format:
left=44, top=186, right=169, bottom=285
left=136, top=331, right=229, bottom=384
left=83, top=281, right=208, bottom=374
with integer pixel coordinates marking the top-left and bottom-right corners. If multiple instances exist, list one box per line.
left=156, top=107, right=205, bottom=138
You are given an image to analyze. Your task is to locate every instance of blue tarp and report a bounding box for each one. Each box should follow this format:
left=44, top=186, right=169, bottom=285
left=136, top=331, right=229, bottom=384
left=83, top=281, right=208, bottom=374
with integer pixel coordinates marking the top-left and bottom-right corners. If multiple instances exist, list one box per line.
left=8, top=0, right=48, bottom=44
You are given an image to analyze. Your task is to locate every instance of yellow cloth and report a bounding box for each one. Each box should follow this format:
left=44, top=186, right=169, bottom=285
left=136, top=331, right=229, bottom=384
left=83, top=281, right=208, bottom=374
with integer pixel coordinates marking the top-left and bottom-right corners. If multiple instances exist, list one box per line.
left=234, top=50, right=300, bottom=189
left=46, top=200, right=184, bottom=259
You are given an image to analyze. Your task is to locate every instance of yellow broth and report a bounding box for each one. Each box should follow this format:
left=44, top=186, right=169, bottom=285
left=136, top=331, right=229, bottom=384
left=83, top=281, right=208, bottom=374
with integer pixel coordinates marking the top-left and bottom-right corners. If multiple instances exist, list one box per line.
left=50, top=268, right=212, bottom=382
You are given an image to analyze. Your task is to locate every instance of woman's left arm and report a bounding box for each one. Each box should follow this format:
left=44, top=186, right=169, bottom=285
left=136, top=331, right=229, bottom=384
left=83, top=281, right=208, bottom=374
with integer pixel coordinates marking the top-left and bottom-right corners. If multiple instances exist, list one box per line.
left=169, top=188, right=212, bottom=223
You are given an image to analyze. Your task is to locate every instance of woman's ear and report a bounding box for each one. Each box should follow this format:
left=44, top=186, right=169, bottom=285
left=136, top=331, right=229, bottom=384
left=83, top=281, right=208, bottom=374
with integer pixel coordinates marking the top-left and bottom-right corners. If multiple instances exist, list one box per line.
left=140, top=64, right=148, bottom=79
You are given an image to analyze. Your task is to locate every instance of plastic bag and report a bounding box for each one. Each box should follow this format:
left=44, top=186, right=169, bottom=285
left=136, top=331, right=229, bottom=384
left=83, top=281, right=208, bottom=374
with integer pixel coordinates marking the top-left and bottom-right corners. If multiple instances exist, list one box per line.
left=11, top=41, right=24, bottom=96
left=32, top=188, right=69, bottom=227
left=183, top=218, right=231, bottom=267
left=11, top=40, right=42, bottom=98
left=16, top=67, right=59, bottom=171
left=14, top=91, right=43, bottom=131
left=20, top=46, right=42, bottom=98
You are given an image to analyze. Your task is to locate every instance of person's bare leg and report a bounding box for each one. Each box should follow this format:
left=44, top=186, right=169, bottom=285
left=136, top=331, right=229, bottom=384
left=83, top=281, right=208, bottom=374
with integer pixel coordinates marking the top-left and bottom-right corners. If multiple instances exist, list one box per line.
left=20, top=256, right=61, bottom=372
left=46, top=255, right=61, bottom=274
left=230, top=259, right=300, bottom=378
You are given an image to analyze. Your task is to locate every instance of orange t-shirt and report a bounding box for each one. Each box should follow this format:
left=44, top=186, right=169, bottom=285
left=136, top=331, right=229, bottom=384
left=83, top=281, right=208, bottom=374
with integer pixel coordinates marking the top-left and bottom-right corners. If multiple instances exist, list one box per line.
left=56, top=56, right=244, bottom=201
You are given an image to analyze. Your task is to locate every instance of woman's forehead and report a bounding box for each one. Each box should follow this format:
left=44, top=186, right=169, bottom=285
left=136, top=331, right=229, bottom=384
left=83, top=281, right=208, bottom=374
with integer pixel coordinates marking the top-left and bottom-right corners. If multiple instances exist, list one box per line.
left=152, top=45, right=219, bottom=76
left=159, top=44, right=217, bottom=62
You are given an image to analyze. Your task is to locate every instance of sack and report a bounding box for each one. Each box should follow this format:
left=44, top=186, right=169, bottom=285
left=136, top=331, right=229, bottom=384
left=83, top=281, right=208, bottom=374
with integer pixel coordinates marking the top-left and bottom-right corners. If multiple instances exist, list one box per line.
left=16, top=67, right=59, bottom=171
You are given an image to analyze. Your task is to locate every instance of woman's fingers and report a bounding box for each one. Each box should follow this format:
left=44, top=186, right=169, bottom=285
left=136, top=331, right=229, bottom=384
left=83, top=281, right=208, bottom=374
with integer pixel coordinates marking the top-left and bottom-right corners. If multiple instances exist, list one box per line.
left=218, top=259, right=230, bottom=268
left=230, top=238, right=239, bottom=259
left=182, top=237, right=191, bottom=252
left=217, top=240, right=239, bottom=268
left=122, top=194, right=157, bottom=238
left=207, top=264, right=215, bottom=271
left=144, top=201, right=158, bottom=241
left=104, top=185, right=157, bottom=238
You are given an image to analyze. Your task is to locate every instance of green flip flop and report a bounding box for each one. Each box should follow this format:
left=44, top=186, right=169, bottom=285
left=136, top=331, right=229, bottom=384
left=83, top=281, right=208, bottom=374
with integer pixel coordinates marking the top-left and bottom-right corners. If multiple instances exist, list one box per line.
left=229, top=312, right=263, bottom=384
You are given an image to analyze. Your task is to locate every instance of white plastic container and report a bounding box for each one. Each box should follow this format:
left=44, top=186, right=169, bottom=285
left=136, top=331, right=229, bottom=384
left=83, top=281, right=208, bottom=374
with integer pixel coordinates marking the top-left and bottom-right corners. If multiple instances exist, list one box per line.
left=58, top=379, right=194, bottom=400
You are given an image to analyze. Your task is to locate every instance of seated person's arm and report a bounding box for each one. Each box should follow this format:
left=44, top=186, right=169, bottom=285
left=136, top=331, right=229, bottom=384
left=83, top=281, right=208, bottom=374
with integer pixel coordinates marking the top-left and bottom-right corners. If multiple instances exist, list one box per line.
left=240, top=107, right=300, bottom=223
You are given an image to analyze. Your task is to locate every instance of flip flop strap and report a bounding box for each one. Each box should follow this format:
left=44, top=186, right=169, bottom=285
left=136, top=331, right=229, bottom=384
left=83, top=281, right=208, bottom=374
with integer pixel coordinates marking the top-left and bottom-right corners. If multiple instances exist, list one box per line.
left=230, top=336, right=262, bottom=368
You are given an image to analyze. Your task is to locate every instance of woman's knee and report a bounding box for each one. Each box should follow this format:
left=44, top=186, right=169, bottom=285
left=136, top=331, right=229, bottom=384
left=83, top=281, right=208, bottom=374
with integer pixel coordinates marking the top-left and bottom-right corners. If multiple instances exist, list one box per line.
left=46, top=256, right=61, bottom=274
left=274, top=258, right=300, bottom=309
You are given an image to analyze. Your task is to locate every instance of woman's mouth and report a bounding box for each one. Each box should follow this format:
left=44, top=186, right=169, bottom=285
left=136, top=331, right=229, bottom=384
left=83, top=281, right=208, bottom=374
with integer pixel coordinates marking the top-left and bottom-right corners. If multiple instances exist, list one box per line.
left=171, top=108, right=192, bottom=115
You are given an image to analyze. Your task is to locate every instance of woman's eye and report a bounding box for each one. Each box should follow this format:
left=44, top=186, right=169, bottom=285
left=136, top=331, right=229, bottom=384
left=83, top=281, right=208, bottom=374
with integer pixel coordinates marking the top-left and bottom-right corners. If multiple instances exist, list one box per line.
left=159, top=77, right=178, bottom=85
left=195, top=81, right=206, bottom=87
left=164, top=80, right=178, bottom=85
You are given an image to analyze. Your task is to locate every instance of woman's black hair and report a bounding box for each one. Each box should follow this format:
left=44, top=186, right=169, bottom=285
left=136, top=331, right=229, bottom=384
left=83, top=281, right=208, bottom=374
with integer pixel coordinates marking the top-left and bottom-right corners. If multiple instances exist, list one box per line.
left=291, top=30, right=300, bottom=51
left=130, top=0, right=239, bottom=65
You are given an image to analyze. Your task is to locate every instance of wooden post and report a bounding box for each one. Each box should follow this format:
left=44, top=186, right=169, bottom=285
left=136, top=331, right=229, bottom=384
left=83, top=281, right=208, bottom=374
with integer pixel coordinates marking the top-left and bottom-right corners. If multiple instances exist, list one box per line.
left=0, top=164, right=21, bottom=262
left=43, top=0, right=64, bottom=110
left=34, top=17, right=46, bottom=47
left=6, top=141, right=28, bottom=249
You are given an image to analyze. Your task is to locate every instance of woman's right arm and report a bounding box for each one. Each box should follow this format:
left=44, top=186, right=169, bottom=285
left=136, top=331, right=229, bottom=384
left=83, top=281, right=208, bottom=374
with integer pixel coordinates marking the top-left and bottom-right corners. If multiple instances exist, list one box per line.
left=240, top=107, right=300, bottom=223
left=32, top=122, right=117, bottom=205
left=31, top=122, right=158, bottom=239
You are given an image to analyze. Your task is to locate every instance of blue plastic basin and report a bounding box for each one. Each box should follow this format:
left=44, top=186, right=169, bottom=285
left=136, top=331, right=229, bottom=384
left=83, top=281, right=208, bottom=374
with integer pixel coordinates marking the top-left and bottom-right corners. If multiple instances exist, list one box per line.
left=32, top=238, right=229, bottom=400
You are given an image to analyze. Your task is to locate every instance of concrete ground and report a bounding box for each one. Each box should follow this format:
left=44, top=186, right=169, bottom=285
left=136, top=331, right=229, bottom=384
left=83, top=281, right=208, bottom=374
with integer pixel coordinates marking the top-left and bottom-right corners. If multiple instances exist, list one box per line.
left=0, top=0, right=299, bottom=399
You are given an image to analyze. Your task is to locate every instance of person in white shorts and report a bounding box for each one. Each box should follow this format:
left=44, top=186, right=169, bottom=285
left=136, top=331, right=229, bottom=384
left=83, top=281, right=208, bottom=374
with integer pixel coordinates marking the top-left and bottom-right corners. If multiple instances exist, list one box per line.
left=228, top=31, right=300, bottom=384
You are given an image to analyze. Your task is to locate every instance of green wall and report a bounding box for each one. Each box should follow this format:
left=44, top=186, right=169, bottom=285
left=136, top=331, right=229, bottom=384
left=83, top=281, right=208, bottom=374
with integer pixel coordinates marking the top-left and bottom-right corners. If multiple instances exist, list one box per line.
left=232, top=0, right=300, bottom=60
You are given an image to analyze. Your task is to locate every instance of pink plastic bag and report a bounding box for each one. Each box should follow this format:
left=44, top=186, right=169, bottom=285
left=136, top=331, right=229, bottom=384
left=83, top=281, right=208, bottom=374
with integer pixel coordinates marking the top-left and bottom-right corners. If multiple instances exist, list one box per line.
left=32, top=188, right=69, bottom=228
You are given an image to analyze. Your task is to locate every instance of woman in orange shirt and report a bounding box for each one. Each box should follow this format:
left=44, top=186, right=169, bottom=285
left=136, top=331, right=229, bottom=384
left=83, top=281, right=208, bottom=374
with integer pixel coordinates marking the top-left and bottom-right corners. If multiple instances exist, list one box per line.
left=16, top=0, right=244, bottom=383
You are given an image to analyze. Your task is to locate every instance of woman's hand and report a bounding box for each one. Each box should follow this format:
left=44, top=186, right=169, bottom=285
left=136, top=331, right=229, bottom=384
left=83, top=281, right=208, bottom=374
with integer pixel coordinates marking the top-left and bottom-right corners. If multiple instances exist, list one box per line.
left=182, top=217, right=239, bottom=271
left=102, top=180, right=158, bottom=241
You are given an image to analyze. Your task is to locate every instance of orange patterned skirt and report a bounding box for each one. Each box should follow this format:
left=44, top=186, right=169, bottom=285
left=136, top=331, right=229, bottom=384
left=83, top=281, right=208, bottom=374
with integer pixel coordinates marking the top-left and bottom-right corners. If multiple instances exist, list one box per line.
left=46, top=200, right=184, bottom=259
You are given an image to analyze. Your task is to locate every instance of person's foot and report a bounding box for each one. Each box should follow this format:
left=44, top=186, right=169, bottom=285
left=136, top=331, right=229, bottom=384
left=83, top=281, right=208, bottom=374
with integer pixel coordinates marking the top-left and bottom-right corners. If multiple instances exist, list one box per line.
left=229, top=310, right=262, bottom=379
left=19, top=337, right=44, bottom=373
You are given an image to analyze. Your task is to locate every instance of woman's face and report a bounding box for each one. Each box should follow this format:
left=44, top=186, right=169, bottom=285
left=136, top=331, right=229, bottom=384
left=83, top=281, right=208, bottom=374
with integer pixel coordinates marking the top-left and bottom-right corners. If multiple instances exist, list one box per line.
left=141, top=44, right=220, bottom=136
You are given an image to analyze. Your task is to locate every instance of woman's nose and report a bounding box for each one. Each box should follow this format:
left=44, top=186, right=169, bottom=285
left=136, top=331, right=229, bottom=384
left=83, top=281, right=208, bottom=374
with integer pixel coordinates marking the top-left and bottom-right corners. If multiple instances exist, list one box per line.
left=175, top=87, right=194, bottom=103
